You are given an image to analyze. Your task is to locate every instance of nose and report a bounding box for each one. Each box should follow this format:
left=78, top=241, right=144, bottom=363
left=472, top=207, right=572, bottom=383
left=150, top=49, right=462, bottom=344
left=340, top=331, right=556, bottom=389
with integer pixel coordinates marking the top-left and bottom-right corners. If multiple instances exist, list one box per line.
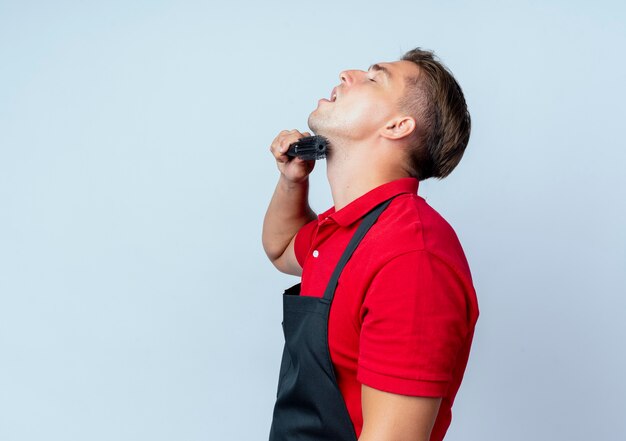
left=339, top=69, right=367, bottom=86
left=339, top=69, right=356, bottom=85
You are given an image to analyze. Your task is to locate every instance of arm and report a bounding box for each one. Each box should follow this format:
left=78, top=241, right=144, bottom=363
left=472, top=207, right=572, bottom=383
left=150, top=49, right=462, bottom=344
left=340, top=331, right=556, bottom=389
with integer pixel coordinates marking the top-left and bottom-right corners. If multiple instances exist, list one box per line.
left=359, top=384, right=441, bottom=441
left=262, top=129, right=317, bottom=276
left=357, top=250, right=471, bottom=440
left=262, top=174, right=316, bottom=275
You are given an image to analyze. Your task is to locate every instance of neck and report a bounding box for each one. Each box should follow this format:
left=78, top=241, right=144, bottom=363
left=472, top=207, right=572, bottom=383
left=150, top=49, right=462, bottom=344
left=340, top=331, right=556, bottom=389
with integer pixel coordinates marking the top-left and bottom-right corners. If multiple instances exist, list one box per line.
left=325, top=138, right=409, bottom=211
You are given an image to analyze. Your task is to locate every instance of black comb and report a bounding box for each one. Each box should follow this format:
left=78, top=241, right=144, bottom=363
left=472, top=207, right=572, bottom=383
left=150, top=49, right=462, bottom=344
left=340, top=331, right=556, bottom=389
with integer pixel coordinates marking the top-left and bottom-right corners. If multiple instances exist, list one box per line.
left=286, top=135, right=328, bottom=161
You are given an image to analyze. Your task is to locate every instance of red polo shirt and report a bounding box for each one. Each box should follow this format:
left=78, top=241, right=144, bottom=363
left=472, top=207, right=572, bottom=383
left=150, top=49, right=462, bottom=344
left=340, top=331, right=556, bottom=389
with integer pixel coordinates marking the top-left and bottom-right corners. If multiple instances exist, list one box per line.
left=293, top=177, right=479, bottom=441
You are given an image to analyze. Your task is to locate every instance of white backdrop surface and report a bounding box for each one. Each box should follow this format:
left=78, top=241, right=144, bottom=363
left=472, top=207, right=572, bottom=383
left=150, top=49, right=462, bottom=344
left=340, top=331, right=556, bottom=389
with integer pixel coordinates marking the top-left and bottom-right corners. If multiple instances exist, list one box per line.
left=1, top=1, right=625, bottom=440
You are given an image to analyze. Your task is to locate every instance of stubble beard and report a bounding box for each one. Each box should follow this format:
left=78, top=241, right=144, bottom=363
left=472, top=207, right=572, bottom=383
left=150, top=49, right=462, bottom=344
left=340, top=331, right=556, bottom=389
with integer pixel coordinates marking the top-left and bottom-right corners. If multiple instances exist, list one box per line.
left=307, top=109, right=324, bottom=136
left=308, top=107, right=343, bottom=139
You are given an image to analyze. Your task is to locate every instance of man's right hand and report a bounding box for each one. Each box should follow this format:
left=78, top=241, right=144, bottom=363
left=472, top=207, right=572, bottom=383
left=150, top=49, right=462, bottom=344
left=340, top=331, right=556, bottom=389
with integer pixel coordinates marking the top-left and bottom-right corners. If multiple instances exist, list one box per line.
left=270, top=129, right=316, bottom=183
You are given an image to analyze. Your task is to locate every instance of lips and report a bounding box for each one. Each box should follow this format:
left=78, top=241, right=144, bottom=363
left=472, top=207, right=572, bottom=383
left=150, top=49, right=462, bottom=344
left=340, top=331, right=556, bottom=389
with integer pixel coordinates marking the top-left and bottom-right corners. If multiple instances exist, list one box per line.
left=329, top=87, right=338, bottom=102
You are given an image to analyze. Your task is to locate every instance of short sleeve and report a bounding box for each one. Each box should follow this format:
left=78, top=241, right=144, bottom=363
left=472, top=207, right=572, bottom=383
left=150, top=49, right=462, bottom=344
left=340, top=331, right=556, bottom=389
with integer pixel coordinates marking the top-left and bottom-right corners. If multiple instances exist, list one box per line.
left=357, top=250, right=470, bottom=397
left=294, top=219, right=318, bottom=268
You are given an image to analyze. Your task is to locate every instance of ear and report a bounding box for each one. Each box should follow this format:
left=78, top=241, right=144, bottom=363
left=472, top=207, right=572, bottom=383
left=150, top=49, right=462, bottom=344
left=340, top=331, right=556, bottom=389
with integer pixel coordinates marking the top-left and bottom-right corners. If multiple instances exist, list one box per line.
left=380, top=116, right=416, bottom=141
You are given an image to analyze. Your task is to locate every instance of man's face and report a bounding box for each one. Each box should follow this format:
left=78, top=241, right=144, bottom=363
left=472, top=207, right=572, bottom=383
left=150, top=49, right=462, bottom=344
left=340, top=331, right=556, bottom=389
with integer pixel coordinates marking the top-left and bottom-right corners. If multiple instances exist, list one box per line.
left=308, top=60, right=420, bottom=142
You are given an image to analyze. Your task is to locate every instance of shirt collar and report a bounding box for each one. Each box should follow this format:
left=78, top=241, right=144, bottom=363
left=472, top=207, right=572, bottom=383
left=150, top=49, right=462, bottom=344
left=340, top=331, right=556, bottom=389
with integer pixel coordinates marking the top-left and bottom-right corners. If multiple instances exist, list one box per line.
left=317, top=177, right=419, bottom=227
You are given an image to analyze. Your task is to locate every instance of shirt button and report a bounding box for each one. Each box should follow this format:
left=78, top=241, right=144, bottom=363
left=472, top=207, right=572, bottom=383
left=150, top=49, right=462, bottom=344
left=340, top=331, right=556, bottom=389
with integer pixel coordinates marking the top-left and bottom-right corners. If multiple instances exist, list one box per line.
left=312, top=250, right=319, bottom=258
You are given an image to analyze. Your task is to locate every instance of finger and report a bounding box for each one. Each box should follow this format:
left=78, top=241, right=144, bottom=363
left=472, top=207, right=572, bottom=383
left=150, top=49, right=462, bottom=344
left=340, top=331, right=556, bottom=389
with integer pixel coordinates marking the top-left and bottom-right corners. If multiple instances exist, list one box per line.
left=280, top=129, right=310, bottom=151
left=271, top=130, right=290, bottom=148
left=272, top=143, right=289, bottom=162
left=273, top=129, right=305, bottom=157
left=277, top=135, right=298, bottom=154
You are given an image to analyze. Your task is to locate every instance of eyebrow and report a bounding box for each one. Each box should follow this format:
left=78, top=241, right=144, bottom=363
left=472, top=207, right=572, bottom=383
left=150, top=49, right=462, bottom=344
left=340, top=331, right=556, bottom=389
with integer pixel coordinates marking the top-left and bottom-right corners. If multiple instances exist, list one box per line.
left=367, top=63, right=393, bottom=83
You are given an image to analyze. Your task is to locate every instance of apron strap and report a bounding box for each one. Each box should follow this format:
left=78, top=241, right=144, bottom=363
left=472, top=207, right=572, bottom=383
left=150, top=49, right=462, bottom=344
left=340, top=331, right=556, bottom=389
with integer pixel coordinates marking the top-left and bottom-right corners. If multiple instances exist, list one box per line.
left=321, top=195, right=398, bottom=303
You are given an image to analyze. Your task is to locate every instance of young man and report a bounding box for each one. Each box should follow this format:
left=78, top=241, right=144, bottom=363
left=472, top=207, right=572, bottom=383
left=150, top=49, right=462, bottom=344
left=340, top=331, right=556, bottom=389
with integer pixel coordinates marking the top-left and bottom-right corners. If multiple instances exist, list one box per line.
left=262, top=48, right=479, bottom=441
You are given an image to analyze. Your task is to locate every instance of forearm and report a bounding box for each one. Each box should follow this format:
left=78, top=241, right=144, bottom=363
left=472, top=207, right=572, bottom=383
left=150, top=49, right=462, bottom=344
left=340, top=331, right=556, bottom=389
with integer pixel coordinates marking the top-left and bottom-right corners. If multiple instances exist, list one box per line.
left=262, top=174, right=316, bottom=261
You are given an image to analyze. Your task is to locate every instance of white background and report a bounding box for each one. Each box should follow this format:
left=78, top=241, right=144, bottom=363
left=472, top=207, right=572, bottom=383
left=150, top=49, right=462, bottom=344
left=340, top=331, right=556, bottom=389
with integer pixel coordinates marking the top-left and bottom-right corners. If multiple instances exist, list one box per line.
left=1, top=1, right=625, bottom=440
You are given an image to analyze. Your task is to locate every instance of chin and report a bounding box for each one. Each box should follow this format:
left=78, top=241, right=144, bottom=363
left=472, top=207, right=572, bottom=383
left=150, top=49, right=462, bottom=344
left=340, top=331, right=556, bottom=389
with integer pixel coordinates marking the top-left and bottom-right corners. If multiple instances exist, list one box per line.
left=307, top=112, right=322, bottom=134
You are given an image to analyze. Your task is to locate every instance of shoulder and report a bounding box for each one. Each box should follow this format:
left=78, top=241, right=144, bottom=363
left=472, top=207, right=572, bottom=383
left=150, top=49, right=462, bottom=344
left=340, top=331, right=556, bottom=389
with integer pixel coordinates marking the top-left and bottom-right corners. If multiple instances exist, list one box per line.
left=364, top=193, right=473, bottom=283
